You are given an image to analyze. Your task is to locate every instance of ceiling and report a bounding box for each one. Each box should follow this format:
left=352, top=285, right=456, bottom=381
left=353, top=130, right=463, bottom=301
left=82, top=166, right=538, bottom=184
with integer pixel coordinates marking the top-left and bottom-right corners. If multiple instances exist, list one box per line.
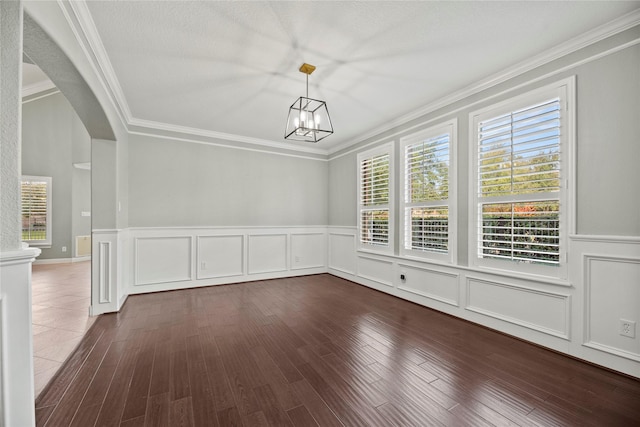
left=37, top=1, right=640, bottom=152
left=23, top=62, right=49, bottom=87
left=22, top=62, right=56, bottom=97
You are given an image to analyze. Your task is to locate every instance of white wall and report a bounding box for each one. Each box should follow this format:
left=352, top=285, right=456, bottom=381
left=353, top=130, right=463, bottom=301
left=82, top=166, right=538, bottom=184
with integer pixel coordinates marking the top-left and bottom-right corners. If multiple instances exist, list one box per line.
left=327, top=27, right=640, bottom=378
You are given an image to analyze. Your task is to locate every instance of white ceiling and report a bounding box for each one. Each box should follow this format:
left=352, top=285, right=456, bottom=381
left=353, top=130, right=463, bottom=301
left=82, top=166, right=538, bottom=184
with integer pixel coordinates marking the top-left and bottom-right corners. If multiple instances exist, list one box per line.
left=22, top=62, right=49, bottom=87
left=22, top=62, right=56, bottom=97
left=58, top=2, right=640, bottom=151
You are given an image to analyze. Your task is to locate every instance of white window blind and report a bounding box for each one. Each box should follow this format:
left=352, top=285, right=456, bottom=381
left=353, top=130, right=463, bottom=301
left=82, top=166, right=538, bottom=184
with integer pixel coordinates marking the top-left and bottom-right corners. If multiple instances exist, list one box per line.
left=21, top=176, right=52, bottom=246
left=358, top=148, right=392, bottom=249
left=403, top=132, right=450, bottom=255
left=477, top=98, right=561, bottom=265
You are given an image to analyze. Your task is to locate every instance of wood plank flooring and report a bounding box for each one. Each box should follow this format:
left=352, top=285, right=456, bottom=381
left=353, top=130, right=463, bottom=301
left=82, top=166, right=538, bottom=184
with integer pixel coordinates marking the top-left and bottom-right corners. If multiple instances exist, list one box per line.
left=35, top=274, right=640, bottom=426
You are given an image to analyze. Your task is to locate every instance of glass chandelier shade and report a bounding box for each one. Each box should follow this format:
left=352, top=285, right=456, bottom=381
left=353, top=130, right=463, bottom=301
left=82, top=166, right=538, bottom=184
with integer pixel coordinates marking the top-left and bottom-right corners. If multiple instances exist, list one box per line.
left=284, top=64, right=333, bottom=143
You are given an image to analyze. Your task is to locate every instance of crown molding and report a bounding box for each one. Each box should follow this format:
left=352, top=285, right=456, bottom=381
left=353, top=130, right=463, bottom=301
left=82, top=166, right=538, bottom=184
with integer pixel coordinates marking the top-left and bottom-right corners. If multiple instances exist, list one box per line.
left=128, top=118, right=328, bottom=157
left=57, top=0, right=131, bottom=129
left=328, top=9, right=640, bottom=156
left=21, top=79, right=56, bottom=98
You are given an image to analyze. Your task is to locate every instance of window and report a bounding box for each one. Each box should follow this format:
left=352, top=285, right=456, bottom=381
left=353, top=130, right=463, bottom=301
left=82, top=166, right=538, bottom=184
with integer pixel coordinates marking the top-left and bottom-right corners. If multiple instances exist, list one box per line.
left=357, top=143, right=394, bottom=252
left=470, top=78, right=574, bottom=278
left=400, top=120, right=456, bottom=262
left=21, top=176, right=52, bottom=247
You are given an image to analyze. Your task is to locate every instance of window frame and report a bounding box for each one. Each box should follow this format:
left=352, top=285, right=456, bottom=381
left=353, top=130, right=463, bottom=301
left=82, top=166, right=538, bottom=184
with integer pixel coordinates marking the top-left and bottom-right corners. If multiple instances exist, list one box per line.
left=357, top=142, right=395, bottom=254
left=400, top=119, right=457, bottom=263
left=21, top=175, right=53, bottom=248
left=469, top=77, right=575, bottom=280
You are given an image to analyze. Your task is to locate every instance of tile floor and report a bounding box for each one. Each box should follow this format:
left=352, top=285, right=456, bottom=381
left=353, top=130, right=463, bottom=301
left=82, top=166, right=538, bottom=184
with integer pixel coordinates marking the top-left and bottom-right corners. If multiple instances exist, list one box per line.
left=31, top=261, right=95, bottom=397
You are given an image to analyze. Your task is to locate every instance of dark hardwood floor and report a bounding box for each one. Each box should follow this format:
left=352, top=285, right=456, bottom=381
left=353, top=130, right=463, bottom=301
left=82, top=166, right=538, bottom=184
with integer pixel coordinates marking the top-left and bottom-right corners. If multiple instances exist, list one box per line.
left=35, top=274, right=640, bottom=426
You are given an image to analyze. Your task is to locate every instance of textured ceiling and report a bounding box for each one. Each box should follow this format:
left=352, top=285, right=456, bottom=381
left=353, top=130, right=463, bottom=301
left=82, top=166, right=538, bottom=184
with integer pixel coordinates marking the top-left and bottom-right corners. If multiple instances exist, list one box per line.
left=81, top=1, right=639, bottom=151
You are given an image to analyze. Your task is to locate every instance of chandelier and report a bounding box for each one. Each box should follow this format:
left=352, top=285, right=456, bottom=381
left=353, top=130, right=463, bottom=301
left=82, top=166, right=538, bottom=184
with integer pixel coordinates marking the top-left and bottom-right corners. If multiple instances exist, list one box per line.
left=284, top=63, right=333, bottom=143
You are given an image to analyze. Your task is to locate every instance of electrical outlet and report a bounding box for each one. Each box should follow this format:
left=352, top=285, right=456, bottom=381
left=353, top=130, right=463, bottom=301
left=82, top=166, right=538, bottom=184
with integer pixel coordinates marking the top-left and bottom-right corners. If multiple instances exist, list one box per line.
left=201, top=262, right=206, bottom=270
left=400, top=273, right=406, bottom=281
left=61, top=246, right=67, bottom=252
left=620, top=319, right=636, bottom=338
left=295, top=256, right=300, bottom=263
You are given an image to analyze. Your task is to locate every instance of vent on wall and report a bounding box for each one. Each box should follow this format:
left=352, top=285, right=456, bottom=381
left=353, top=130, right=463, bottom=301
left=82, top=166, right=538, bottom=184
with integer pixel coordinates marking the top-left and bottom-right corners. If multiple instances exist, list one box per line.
left=76, top=235, right=91, bottom=257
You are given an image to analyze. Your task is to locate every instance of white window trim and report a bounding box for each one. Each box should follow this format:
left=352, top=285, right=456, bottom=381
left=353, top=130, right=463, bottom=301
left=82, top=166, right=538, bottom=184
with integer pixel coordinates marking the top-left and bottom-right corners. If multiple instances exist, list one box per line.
left=399, top=119, right=457, bottom=264
left=468, top=76, right=575, bottom=280
left=21, top=175, right=53, bottom=248
left=357, top=142, right=395, bottom=254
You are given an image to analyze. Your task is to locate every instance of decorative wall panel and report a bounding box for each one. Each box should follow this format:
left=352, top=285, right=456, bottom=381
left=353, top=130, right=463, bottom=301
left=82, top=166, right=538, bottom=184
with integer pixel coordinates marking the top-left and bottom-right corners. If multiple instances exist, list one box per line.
left=291, top=233, right=326, bottom=270
left=248, top=234, right=287, bottom=274
left=466, top=277, right=570, bottom=339
left=584, top=255, right=640, bottom=361
left=135, top=236, right=192, bottom=286
left=358, top=256, right=394, bottom=287
left=398, top=263, right=459, bottom=306
left=329, top=232, right=356, bottom=275
left=197, top=235, right=244, bottom=279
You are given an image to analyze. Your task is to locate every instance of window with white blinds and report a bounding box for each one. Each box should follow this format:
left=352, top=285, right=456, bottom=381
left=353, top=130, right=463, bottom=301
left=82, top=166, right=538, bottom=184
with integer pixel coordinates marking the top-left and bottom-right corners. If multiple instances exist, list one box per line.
left=401, top=121, right=455, bottom=261
left=21, top=176, right=52, bottom=246
left=478, top=99, right=560, bottom=265
left=471, top=78, right=574, bottom=277
left=478, top=99, right=561, bottom=198
left=357, top=144, right=394, bottom=251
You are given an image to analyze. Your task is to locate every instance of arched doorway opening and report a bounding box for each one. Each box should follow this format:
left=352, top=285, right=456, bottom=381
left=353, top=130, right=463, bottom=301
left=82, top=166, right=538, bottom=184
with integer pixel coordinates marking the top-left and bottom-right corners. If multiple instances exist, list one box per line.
left=22, top=5, right=118, bottom=400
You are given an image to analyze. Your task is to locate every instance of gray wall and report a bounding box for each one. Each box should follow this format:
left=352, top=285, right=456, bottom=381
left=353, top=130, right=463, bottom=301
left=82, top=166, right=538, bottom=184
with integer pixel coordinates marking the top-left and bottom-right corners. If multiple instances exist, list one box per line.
left=72, top=168, right=91, bottom=249
left=328, top=153, right=356, bottom=227
left=128, top=134, right=328, bottom=227
left=22, top=92, right=91, bottom=259
left=91, top=138, right=117, bottom=230
left=576, top=43, right=640, bottom=234
left=328, top=27, right=640, bottom=254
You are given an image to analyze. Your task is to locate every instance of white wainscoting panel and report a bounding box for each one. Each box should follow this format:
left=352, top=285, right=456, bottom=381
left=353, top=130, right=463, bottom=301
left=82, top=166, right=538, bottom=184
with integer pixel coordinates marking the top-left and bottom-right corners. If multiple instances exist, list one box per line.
left=329, top=231, right=357, bottom=275
left=135, top=236, right=192, bottom=286
left=466, top=277, right=570, bottom=339
left=197, top=235, right=244, bottom=279
left=248, top=234, right=287, bottom=274
left=126, top=227, right=326, bottom=295
left=398, top=263, right=459, bottom=306
left=357, top=255, right=394, bottom=287
left=291, top=233, right=326, bottom=270
left=92, top=230, right=125, bottom=315
left=118, top=229, right=130, bottom=309
left=584, top=255, right=640, bottom=361
left=98, top=241, right=111, bottom=303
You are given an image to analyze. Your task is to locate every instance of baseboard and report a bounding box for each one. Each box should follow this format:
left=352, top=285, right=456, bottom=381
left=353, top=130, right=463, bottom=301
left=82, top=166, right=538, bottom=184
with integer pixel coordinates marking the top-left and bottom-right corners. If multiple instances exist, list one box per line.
left=34, top=256, right=91, bottom=265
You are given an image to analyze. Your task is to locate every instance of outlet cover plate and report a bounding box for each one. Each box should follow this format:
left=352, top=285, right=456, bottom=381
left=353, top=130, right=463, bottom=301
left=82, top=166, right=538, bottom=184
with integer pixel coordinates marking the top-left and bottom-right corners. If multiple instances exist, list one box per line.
left=620, top=319, right=636, bottom=338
